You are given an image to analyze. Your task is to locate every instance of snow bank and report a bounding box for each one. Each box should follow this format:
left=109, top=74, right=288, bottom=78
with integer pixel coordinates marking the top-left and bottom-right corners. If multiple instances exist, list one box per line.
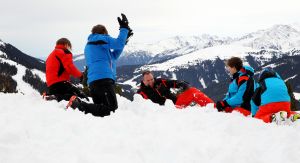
left=0, top=93, right=300, bottom=163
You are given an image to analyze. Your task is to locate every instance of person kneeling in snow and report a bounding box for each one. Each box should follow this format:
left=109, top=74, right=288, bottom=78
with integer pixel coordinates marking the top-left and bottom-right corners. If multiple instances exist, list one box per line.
left=45, top=38, right=88, bottom=102
left=64, top=14, right=133, bottom=117
left=137, top=71, right=214, bottom=108
left=216, top=57, right=255, bottom=116
left=251, top=68, right=300, bottom=124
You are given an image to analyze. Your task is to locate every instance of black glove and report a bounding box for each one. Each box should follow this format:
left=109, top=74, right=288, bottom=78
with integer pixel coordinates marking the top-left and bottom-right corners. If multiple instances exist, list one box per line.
left=216, top=100, right=229, bottom=112
left=117, top=13, right=130, bottom=30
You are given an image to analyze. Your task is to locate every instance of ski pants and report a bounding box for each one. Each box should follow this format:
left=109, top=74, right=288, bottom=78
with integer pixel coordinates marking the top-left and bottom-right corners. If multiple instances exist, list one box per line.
left=175, top=87, right=215, bottom=108
left=77, top=79, right=118, bottom=117
left=48, top=81, right=83, bottom=102
left=254, top=102, right=291, bottom=123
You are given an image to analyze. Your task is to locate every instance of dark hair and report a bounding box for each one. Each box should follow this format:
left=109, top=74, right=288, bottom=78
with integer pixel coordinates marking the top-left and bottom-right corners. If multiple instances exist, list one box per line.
left=56, top=38, right=72, bottom=49
left=142, top=70, right=152, bottom=77
left=226, top=57, right=243, bottom=70
left=91, top=24, right=108, bottom=34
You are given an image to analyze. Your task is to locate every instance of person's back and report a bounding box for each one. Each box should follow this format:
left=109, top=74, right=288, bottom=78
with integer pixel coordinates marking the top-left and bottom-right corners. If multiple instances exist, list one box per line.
left=251, top=68, right=294, bottom=123
left=84, top=24, right=129, bottom=84
left=260, top=76, right=290, bottom=106
left=46, top=44, right=81, bottom=87
left=45, top=38, right=83, bottom=102
left=67, top=14, right=133, bottom=117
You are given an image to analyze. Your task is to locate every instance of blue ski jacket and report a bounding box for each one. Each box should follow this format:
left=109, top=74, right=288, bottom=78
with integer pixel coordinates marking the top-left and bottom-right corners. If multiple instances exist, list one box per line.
left=251, top=68, right=290, bottom=115
left=84, top=28, right=129, bottom=84
left=223, top=66, right=256, bottom=110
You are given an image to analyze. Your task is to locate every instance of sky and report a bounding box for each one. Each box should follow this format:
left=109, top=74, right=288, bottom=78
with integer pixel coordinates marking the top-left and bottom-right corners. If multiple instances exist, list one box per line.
left=0, top=0, right=300, bottom=59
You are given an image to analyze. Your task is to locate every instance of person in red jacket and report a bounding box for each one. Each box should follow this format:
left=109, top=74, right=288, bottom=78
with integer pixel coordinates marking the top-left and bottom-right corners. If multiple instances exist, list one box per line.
left=137, top=71, right=215, bottom=108
left=45, top=38, right=85, bottom=102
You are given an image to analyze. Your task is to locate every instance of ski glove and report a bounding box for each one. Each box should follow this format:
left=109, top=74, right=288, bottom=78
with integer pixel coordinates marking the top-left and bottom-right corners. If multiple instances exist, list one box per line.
left=118, top=13, right=130, bottom=30
left=216, top=100, right=229, bottom=112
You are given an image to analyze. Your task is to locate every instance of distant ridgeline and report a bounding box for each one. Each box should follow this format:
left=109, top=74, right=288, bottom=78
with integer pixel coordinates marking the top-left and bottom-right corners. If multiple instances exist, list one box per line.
left=0, top=40, right=47, bottom=94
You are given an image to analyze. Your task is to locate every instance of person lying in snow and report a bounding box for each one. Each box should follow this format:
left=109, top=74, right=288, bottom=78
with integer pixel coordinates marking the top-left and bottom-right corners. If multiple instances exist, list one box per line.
left=251, top=68, right=300, bottom=124
left=216, top=57, right=255, bottom=116
left=45, top=38, right=88, bottom=102
left=137, top=71, right=214, bottom=108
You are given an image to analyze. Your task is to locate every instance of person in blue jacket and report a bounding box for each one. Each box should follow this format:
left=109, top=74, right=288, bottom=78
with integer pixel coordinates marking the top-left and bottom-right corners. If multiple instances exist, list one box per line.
left=67, top=13, right=133, bottom=117
left=216, top=57, right=255, bottom=116
left=251, top=68, right=299, bottom=123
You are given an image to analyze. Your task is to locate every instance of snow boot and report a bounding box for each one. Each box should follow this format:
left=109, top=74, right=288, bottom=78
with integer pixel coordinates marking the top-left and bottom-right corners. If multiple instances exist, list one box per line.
left=42, top=92, right=56, bottom=101
left=271, top=111, right=288, bottom=125
left=66, top=95, right=81, bottom=109
left=289, top=113, right=300, bottom=122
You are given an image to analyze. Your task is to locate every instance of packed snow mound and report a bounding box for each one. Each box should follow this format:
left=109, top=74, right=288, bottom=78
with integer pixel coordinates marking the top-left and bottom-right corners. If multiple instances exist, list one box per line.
left=0, top=93, right=300, bottom=163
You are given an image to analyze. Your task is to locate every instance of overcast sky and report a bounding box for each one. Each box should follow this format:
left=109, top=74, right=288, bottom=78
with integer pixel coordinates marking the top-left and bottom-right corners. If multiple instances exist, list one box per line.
left=0, top=0, right=300, bottom=58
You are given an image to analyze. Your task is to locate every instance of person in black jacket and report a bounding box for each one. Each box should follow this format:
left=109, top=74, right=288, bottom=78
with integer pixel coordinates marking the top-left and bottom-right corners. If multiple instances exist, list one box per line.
left=137, top=71, right=214, bottom=108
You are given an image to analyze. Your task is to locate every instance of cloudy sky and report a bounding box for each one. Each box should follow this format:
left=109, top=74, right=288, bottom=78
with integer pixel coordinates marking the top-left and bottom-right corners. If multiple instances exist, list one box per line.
left=0, top=0, right=300, bottom=58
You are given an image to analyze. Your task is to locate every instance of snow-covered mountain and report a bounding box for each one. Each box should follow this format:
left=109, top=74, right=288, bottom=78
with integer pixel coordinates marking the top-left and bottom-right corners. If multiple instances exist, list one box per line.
left=1, top=92, right=300, bottom=163
left=113, top=24, right=300, bottom=104
left=0, top=39, right=46, bottom=94
left=135, top=24, right=300, bottom=72
left=120, top=35, right=233, bottom=66
left=73, top=35, right=232, bottom=70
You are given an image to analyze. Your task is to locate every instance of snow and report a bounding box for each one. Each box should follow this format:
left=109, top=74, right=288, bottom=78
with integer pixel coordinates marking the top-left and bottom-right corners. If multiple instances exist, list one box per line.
left=0, top=51, right=7, bottom=58
left=0, top=93, right=300, bottom=163
left=123, top=74, right=141, bottom=88
left=31, top=69, right=46, bottom=82
left=0, top=40, right=5, bottom=47
left=0, top=58, right=38, bottom=95
left=199, top=78, right=207, bottom=89
left=285, top=75, right=298, bottom=82
left=262, top=63, right=285, bottom=69
left=294, top=92, right=300, bottom=100
left=138, top=43, right=255, bottom=72
left=73, top=54, right=85, bottom=61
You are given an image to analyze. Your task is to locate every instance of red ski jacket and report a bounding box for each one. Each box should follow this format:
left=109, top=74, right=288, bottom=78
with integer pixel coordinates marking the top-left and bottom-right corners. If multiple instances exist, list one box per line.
left=46, top=45, right=82, bottom=87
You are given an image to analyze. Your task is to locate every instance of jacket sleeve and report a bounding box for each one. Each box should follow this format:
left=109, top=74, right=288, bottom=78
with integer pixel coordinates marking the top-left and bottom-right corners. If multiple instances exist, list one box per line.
left=107, top=28, right=129, bottom=51
left=60, top=51, right=82, bottom=78
left=226, top=82, right=247, bottom=107
left=111, top=49, right=124, bottom=60
left=137, top=89, right=148, bottom=99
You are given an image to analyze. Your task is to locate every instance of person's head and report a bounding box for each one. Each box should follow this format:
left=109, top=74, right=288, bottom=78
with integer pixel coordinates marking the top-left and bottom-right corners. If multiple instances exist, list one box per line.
left=142, top=71, right=155, bottom=87
left=91, top=24, right=108, bottom=35
left=56, top=38, right=72, bottom=50
left=226, top=57, right=243, bottom=75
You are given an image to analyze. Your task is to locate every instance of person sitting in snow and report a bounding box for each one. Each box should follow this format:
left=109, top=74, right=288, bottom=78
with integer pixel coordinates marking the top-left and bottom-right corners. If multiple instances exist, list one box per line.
left=137, top=71, right=214, bottom=108
left=216, top=57, right=255, bottom=116
left=251, top=68, right=300, bottom=124
left=45, top=38, right=87, bottom=102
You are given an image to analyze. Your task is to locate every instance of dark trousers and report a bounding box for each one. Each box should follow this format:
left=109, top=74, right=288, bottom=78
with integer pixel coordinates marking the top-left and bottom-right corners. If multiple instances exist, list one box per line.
left=77, top=78, right=118, bottom=117
left=48, top=81, right=81, bottom=102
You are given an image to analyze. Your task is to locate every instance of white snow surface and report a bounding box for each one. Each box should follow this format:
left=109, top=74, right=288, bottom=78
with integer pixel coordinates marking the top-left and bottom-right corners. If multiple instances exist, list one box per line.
left=0, top=40, right=5, bottom=47
left=0, top=93, right=300, bottom=163
left=0, top=57, right=44, bottom=94
left=295, top=92, right=300, bottom=100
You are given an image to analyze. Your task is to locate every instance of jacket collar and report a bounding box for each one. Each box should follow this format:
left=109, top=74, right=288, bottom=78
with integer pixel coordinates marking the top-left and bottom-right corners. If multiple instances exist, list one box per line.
left=55, top=45, right=66, bottom=50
